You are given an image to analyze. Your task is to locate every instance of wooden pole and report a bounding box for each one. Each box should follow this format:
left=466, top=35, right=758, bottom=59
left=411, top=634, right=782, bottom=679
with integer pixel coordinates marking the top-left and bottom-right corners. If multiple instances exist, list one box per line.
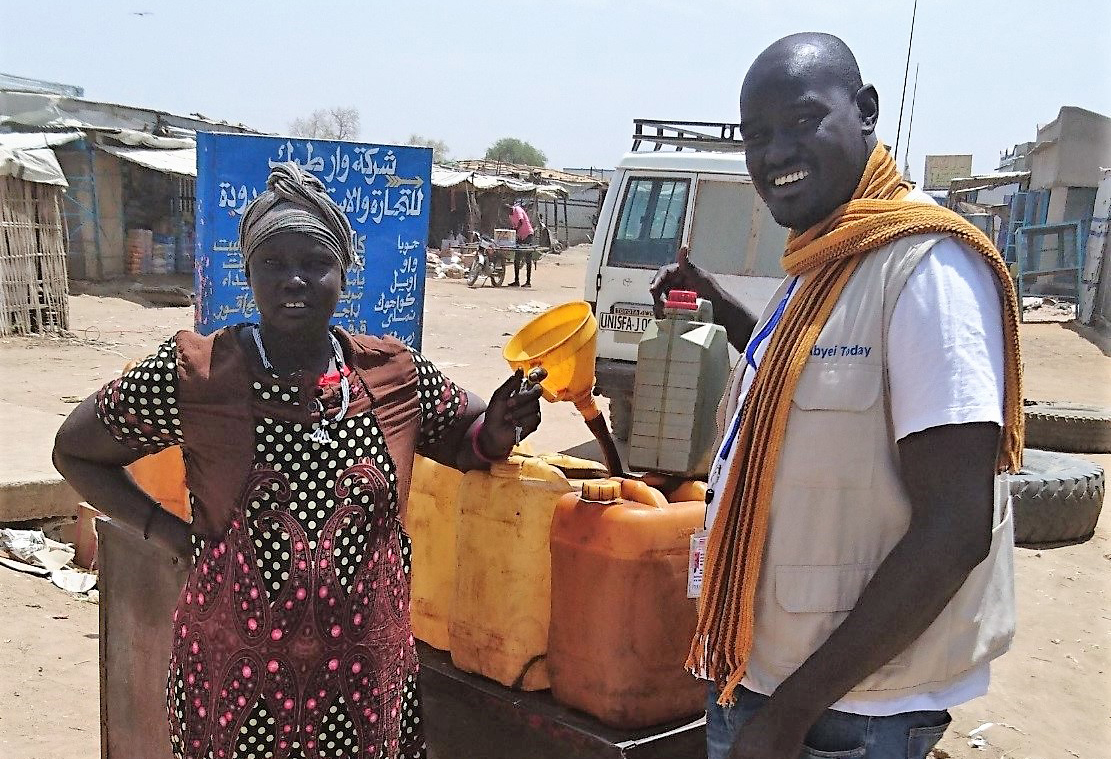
left=563, top=195, right=569, bottom=246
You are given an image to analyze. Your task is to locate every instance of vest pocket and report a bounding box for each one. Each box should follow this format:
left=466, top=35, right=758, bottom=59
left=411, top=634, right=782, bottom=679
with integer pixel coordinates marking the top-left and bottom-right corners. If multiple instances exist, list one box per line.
left=782, top=364, right=882, bottom=489
left=940, top=494, right=1015, bottom=678
left=770, top=563, right=910, bottom=671
left=792, top=364, right=881, bottom=412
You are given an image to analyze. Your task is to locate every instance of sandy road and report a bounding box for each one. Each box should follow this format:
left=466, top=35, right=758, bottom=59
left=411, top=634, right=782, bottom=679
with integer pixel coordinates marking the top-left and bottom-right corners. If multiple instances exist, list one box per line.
left=0, top=244, right=1107, bottom=758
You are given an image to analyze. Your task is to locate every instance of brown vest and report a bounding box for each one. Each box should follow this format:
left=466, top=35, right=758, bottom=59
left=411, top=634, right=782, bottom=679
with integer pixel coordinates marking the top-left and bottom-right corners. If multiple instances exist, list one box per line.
left=174, top=325, right=420, bottom=539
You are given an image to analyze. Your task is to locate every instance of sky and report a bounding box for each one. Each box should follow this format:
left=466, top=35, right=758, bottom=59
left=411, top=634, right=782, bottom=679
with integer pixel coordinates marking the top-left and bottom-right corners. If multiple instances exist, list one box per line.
left=3, top=0, right=1109, bottom=182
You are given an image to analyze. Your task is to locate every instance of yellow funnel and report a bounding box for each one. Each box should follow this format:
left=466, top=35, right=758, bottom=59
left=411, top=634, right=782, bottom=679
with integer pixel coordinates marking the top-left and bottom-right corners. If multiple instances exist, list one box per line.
left=503, top=301, right=602, bottom=421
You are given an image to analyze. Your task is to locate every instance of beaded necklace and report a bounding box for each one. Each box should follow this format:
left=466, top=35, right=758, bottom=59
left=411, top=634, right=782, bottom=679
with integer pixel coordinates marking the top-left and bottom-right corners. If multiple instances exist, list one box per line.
left=251, top=324, right=350, bottom=445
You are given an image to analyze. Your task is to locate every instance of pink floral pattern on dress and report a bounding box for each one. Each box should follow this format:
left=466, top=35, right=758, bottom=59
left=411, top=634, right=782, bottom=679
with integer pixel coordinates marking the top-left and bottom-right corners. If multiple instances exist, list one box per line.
left=95, top=336, right=468, bottom=759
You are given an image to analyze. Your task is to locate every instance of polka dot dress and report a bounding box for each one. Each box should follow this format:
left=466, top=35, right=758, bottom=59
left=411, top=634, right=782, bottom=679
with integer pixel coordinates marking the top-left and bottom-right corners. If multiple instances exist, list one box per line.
left=96, top=340, right=182, bottom=454
left=97, top=336, right=468, bottom=759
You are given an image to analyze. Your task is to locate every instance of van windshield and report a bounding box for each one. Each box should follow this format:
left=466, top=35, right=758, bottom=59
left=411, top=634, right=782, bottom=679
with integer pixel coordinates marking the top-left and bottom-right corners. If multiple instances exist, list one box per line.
left=607, top=177, right=689, bottom=269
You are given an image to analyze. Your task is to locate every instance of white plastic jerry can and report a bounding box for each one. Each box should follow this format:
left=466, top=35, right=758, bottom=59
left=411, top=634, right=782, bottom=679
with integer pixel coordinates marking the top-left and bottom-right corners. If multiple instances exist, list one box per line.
left=629, top=290, right=730, bottom=477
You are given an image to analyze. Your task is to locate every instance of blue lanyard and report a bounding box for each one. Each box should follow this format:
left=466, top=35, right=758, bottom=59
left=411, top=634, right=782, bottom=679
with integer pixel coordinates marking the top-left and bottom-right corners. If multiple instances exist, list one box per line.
left=719, top=276, right=800, bottom=462
left=719, top=407, right=743, bottom=462
left=745, top=276, right=799, bottom=370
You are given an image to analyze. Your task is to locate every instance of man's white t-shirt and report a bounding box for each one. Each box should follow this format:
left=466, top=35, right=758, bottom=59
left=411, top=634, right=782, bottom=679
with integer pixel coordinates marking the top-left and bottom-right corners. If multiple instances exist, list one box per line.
left=703, top=237, right=1006, bottom=716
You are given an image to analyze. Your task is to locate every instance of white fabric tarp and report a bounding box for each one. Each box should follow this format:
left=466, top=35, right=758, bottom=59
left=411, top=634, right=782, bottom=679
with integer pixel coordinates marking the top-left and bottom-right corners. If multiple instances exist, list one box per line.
left=0, top=131, right=83, bottom=150
left=109, top=129, right=195, bottom=150
left=0, top=91, right=87, bottom=129
left=0, top=132, right=81, bottom=186
left=431, top=166, right=473, bottom=188
left=0, top=90, right=244, bottom=135
left=534, top=184, right=568, bottom=200
left=95, top=143, right=197, bottom=177
left=471, top=173, right=536, bottom=192
left=431, top=165, right=566, bottom=198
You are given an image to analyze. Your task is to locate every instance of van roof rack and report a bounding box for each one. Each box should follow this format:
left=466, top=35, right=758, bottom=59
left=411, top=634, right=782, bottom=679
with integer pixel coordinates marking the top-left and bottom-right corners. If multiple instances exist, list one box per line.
left=631, top=119, right=744, bottom=152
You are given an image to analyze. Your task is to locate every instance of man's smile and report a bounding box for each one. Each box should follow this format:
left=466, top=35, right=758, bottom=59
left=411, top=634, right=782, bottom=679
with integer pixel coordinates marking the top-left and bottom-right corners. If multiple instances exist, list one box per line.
left=772, top=169, right=810, bottom=186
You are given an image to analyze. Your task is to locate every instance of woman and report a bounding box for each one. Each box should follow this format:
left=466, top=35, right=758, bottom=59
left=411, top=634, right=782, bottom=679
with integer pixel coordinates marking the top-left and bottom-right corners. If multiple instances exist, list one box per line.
left=53, top=163, right=542, bottom=759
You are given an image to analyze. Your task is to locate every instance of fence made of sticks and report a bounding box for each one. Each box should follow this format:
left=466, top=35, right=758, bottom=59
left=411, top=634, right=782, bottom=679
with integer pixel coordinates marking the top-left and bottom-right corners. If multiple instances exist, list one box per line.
left=0, top=176, right=70, bottom=336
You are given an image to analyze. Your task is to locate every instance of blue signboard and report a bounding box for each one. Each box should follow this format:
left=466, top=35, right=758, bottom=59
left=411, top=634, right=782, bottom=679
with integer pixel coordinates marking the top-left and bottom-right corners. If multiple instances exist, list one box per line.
left=194, top=132, right=431, bottom=349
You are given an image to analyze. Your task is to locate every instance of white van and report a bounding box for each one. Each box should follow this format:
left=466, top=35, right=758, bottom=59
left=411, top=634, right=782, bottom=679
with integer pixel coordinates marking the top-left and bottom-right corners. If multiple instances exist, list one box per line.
left=583, top=120, right=790, bottom=438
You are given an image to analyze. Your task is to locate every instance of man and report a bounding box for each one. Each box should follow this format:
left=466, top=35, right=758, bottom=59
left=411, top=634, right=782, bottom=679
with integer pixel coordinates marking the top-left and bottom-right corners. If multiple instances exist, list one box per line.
left=506, top=201, right=535, bottom=287
left=650, top=33, right=1023, bottom=759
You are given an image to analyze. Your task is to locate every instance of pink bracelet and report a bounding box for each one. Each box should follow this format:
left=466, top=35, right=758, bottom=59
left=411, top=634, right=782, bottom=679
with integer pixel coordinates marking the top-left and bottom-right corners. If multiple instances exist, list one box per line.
left=469, top=418, right=502, bottom=464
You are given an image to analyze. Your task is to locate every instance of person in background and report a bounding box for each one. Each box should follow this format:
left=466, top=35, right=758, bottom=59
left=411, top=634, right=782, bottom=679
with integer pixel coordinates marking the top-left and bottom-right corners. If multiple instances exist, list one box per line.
left=506, top=201, right=535, bottom=288
left=650, top=32, right=1023, bottom=759
left=53, top=162, right=542, bottom=759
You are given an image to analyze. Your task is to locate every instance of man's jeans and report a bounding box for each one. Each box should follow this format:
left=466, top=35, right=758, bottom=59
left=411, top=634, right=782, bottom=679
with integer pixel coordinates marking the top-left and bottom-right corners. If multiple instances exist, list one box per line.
left=706, top=684, right=951, bottom=759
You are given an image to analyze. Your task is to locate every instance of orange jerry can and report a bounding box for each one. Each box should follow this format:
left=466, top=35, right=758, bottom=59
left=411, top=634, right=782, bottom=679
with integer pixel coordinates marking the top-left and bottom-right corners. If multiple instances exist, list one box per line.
left=127, top=446, right=191, bottom=522
left=548, top=477, right=706, bottom=728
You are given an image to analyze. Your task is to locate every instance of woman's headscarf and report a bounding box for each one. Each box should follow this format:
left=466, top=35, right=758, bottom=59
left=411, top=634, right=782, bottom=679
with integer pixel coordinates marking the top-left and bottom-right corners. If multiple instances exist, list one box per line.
left=238, top=162, right=357, bottom=279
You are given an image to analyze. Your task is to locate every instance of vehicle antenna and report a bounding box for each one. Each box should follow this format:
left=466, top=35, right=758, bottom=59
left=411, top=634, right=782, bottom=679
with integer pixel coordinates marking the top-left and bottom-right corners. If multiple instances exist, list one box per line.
left=893, top=0, right=919, bottom=163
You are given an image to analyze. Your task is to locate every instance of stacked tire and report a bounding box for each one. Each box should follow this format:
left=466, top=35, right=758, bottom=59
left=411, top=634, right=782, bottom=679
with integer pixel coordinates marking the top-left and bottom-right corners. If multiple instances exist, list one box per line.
left=1011, top=402, right=1108, bottom=546
left=1010, top=449, right=1104, bottom=546
left=1024, top=402, right=1111, bottom=454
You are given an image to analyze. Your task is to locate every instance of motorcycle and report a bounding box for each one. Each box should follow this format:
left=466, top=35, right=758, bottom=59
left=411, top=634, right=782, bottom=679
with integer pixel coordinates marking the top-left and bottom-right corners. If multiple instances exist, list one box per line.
left=465, top=234, right=508, bottom=288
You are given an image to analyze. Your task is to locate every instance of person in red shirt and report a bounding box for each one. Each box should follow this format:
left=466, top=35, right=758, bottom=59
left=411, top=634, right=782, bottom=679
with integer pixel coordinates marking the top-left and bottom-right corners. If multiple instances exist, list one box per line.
left=505, top=202, right=535, bottom=287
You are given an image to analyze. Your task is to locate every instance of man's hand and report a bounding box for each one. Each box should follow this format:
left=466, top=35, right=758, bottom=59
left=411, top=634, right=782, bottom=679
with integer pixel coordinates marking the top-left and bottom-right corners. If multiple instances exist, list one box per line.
left=477, top=369, right=543, bottom=457
left=726, top=703, right=811, bottom=759
left=648, top=246, right=758, bottom=351
left=648, top=245, right=715, bottom=318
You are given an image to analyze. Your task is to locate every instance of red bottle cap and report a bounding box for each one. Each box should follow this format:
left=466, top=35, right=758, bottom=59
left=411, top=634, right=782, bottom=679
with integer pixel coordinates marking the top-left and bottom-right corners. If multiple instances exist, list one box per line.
left=665, top=289, right=698, bottom=310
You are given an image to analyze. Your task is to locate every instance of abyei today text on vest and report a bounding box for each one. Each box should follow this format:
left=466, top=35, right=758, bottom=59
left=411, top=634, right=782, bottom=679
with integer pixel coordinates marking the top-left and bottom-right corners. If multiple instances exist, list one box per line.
left=809, top=344, right=873, bottom=360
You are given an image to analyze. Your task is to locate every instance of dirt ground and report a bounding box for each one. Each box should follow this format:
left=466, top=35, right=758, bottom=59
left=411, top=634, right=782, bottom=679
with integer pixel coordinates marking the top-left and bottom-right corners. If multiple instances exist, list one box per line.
left=0, top=244, right=1108, bottom=758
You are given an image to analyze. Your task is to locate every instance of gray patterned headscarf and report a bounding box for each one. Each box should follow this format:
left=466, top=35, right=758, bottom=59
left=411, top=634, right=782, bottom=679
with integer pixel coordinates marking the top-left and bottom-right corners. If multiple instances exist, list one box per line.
left=239, top=162, right=356, bottom=280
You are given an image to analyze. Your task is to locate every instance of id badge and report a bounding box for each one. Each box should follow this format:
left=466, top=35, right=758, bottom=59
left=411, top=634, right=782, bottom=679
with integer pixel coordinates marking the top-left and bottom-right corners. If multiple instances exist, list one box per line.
left=687, top=529, right=709, bottom=599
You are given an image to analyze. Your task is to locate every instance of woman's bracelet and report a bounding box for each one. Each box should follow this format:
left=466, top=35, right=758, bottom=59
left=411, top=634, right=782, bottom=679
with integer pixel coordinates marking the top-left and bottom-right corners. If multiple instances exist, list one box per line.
left=469, top=418, right=506, bottom=464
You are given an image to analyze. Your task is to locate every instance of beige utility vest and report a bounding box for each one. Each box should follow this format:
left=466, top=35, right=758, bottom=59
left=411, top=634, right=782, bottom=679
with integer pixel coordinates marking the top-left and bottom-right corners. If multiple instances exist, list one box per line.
left=720, top=231, right=1015, bottom=702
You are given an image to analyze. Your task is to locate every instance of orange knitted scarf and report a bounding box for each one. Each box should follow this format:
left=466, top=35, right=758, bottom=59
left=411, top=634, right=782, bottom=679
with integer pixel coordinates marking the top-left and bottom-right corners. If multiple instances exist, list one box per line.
left=687, top=143, right=1024, bottom=706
